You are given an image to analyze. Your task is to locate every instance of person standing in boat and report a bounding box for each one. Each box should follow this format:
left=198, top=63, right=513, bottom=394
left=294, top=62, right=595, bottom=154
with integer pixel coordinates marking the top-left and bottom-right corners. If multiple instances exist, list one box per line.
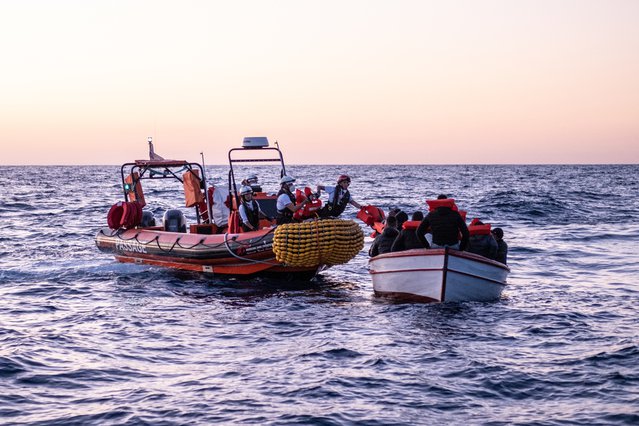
left=276, top=176, right=309, bottom=225
left=317, top=174, right=362, bottom=218
left=417, top=194, right=469, bottom=250
left=369, top=215, right=399, bottom=257
left=238, top=186, right=270, bottom=232
left=491, top=227, right=508, bottom=264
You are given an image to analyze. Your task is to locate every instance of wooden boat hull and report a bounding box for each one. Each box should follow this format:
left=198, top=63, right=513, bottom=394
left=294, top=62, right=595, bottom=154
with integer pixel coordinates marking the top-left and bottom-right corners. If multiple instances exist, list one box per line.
left=95, top=227, right=320, bottom=278
left=369, top=248, right=509, bottom=302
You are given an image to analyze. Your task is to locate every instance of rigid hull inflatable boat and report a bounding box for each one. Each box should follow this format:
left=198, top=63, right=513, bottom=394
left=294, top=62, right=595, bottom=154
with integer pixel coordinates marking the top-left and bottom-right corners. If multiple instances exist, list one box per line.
left=95, top=137, right=364, bottom=280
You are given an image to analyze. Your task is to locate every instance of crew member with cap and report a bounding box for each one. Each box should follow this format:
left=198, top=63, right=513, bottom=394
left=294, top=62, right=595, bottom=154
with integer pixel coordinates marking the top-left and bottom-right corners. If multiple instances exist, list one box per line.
left=317, top=174, right=362, bottom=218
left=276, top=176, right=309, bottom=225
left=238, top=185, right=270, bottom=231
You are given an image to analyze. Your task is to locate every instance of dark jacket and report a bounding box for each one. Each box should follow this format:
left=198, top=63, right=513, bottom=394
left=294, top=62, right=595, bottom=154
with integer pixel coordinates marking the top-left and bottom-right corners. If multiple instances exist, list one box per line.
left=391, top=228, right=429, bottom=252
left=416, top=207, right=469, bottom=250
left=369, top=227, right=399, bottom=257
left=467, top=234, right=498, bottom=259
left=495, top=239, right=508, bottom=264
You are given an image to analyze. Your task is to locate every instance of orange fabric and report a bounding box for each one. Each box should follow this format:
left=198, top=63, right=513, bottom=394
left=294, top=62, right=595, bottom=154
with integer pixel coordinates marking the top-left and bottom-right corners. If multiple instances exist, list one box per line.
left=183, top=170, right=204, bottom=207
left=469, top=223, right=492, bottom=236
left=125, top=172, right=146, bottom=207
left=228, top=211, right=240, bottom=234
left=402, top=220, right=421, bottom=230
left=357, top=205, right=385, bottom=227
left=426, top=198, right=457, bottom=212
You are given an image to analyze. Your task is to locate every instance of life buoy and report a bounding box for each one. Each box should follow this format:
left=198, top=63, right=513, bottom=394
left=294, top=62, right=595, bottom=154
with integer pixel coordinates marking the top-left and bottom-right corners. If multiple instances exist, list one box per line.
left=402, top=220, right=421, bottom=230
left=426, top=198, right=458, bottom=212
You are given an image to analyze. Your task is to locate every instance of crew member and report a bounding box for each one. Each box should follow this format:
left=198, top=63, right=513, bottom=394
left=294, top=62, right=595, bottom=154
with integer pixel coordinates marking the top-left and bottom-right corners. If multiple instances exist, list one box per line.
left=238, top=185, right=269, bottom=231
left=276, top=176, right=309, bottom=225
left=317, top=174, right=362, bottom=218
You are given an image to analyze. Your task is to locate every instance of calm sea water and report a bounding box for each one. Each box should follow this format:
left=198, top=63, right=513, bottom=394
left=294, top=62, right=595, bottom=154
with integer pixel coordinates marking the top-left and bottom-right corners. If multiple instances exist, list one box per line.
left=1, top=164, right=638, bottom=425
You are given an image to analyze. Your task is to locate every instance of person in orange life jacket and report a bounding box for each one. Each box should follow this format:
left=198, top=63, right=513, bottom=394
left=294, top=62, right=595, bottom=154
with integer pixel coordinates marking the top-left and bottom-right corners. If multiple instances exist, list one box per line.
left=417, top=194, right=469, bottom=250
left=491, top=227, right=508, bottom=264
left=276, top=176, right=309, bottom=225
left=317, top=174, right=362, bottom=218
left=467, top=219, right=498, bottom=259
left=369, top=215, right=399, bottom=257
left=391, top=211, right=429, bottom=252
left=238, top=186, right=270, bottom=232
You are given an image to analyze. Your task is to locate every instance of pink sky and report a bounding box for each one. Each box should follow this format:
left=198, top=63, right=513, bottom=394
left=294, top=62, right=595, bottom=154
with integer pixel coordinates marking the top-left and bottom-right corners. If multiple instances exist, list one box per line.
left=1, top=0, right=637, bottom=165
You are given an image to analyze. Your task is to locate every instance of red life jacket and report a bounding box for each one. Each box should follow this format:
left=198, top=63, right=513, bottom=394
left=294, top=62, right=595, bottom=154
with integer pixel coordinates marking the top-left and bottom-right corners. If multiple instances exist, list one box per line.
left=357, top=205, right=386, bottom=227
left=293, top=187, right=323, bottom=220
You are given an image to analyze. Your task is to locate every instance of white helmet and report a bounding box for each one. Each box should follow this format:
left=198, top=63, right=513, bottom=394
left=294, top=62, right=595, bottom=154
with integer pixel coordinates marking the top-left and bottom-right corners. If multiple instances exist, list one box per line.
left=240, top=185, right=253, bottom=195
left=246, top=174, right=258, bottom=183
left=280, top=175, right=295, bottom=185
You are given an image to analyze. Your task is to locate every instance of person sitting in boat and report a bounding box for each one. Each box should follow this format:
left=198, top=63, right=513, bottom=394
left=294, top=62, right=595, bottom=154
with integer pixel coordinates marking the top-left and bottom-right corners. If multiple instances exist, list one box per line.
left=417, top=194, right=469, bottom=250
left=369, top=215, right=399, bottom=257
left=238, top=185, right=270, bottom=232
left=316, top=174, right=362, bottom=218
left=491, top=227, right=508, bottom=264
left=467, top=219, right=498, bottom=259
left=391, top=211, right=429, bottom=252
left=276, top=175, right=309, bottom=225
left=241, top=174, right=262, bottom=193
left=388, top=208, right=408, bottom=230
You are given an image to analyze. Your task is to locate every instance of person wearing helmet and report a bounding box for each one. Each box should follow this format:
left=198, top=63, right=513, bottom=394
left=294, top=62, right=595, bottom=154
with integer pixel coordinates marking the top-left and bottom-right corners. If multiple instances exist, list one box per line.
left=276, top=175, right=309, bottom=225
left=241, top=174, right=262, bottom=193
left=316, top=174, right=362, bottom=218
left=238, top=185, right=270, bottom=232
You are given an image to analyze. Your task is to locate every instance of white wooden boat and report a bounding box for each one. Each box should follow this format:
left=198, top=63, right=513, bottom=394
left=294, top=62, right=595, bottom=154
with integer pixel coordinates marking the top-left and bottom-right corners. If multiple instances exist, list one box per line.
left=369, top=248, right=509, bottom=302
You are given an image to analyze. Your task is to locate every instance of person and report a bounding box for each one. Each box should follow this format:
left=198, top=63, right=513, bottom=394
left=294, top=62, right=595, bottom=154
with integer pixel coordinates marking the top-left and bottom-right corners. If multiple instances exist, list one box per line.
left=467, top=219, right=498, bottom=259
left=276, top=175, right=309, bottom=225
left=394, top=210, right=408, bottom=229
left=491, top=227, right=508, bottom=264
left=391, top=211, right=429, bottom=252
left=238, top=185, right=270, bottom=232
left=241, top=174, right=262, bottom=193
left=317, top=174, right=362, bottom=218
left=417, top=194, right=469, bottom=250
left=369, top=216, right=399, bottom=257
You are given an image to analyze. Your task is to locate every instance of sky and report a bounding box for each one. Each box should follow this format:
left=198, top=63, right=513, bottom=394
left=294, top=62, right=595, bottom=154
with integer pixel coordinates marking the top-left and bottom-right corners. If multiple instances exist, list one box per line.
left=0, top=0, right=638, bottom=165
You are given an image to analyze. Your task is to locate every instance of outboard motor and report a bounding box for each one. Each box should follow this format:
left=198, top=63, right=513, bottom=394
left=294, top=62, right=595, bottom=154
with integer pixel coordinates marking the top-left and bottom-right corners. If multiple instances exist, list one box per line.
left=163, top=209, right=187, bottom=233
left=140, top=211, right=156, bottom=227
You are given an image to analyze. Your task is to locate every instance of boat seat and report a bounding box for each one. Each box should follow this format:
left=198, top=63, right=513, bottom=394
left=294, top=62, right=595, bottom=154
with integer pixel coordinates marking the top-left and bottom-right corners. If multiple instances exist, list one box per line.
left=163, top=209, right=187, bottom=233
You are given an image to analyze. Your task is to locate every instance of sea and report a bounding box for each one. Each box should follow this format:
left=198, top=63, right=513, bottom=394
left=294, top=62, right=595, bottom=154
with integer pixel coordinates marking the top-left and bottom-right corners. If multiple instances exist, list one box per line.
left=1, top=164, right=638, bottom=425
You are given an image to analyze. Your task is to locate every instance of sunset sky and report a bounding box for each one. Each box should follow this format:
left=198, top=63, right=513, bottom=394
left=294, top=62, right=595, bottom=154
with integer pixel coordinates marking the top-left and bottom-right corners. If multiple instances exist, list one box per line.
left=1, top=0, right=637, bottom=165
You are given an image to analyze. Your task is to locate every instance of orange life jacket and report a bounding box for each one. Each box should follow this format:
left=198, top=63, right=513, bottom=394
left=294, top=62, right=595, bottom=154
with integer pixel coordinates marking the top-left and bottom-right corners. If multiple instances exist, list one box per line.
left=426, top=198, right=458, bottom=212
left=402, top=220, right=421, bottom=230
left=468, top=218, right=492, bottom=236
left=293, top=187, right=323, bottom=220
left=357, top=205, right=386, bottom=227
